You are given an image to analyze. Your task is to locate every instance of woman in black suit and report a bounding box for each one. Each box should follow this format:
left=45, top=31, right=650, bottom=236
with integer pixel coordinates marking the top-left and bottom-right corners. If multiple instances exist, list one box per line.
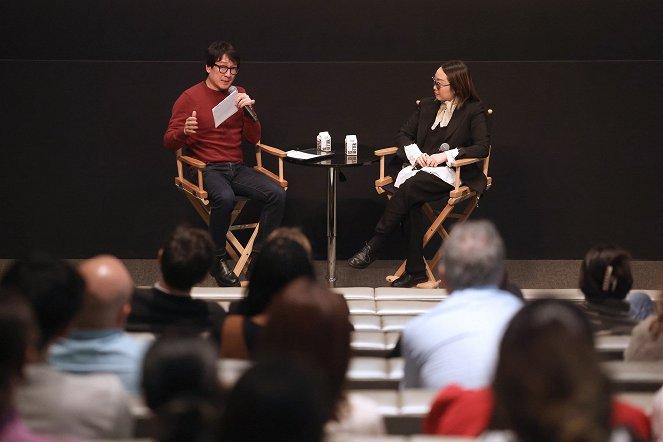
left=348, top=60, right=490, bottom=287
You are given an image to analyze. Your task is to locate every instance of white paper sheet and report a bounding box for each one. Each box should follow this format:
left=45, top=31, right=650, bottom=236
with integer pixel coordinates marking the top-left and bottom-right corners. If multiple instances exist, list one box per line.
left=212, top=89, right=239, bottom=127
left=286, top=150, right=318, bottom=160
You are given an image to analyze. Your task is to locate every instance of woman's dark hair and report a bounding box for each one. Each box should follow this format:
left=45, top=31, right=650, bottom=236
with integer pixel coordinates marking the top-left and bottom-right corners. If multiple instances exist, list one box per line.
left=238, top=237, right=315, bottom=316
left=141, top=334, right=223, bottom=442
left=490, top=299, right=612, bottom=442
left=579, top=244, right=633, bottom=302
left=441, top=60, right=480, bottom=108
left=260, top=277, right=352, bottom=422
left=205, top=41, right=240, bottom=68
left=221, top=359, right=326, bottom=442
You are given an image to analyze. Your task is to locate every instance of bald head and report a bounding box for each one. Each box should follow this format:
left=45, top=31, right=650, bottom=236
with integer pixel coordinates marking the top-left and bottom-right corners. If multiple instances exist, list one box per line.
left=75, top=255, right=134, bottom=329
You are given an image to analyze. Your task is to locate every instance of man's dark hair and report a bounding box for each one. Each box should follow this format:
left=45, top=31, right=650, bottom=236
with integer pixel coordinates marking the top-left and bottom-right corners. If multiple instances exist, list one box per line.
left=0, top=253, right=84, bottom=351
left=206, top=41, right=240, bottom=68
left=161, top=225, right=215, bottom=291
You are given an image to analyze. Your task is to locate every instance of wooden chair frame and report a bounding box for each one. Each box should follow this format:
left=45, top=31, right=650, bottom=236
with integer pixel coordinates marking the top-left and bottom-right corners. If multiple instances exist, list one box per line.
left=374, top=109, right=493, bottom=288
left=174, top=143, right=288, bottom=280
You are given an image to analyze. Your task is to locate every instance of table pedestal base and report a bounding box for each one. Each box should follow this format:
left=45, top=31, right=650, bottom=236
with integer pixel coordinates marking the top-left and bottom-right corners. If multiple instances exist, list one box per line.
left=326, top=166, right=338, bottom=287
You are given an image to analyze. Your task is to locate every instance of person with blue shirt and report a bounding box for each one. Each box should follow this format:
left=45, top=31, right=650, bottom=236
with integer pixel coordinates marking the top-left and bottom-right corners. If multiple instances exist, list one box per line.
left=49, top=255, right=148, bottom=394
left=401, top=220, right=523, bottom=390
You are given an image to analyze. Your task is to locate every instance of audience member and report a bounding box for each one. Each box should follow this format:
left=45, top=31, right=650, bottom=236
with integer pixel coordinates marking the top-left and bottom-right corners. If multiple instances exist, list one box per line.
left=48, top=255, right=148, bottom=394
left=141, top=333, right=223, bottom=442
left=401, top=220, right=523, bottom=389
left=424, top=299, right=650, bottom=440
left=0, top=291, right=63, bottom=442
left=220, top=359, right=327, bottom=442
left=650, top=383, right=663, bottom=441
left=260, top=277, right=386, bottom=436
left=126, top=225, right=226, bottom=339
left=388, top=267, right=524, bottom=359
left=579, top=244, right=655, bottom=335
left=486, top=299, right=643, bottom=441
left=267, top=226, right=313, bottom=256
left=625, top=298, right=663, bottom=361
left=220, top=233, right=315, bottom=359
left=1, top=254, right=133, bottom=439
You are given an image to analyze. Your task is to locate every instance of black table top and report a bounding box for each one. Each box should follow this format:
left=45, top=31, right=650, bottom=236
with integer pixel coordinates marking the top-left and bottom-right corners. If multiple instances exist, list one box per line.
left=285, top=144, right=379, bottom=168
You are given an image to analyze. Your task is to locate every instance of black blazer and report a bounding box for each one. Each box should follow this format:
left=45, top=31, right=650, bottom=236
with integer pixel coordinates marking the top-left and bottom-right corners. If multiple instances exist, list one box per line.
left=392, top=98, right=490, bottom=193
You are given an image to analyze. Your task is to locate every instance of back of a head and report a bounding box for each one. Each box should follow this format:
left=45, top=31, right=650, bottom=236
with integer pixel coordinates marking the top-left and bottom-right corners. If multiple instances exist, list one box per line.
left=0, top=291, right=38, bottom=409
left=491, top=299, right=612, bottom=442
left=243, top=237, right=315, bottom=316
left=0, top=253, right=84, bottom=351
left=221, top=359, right=326, bottom=442
left=260, top=277, right=352, bottom=421
left=142, top=334, right=222, bottom=442
left=441, top=220, right=505, bottom=292
left=142, top=334, right=221, bottom=411
left=267, top=226, right=313, bottom=257
left=160, top=225, right=215, bottom=291
left=76, top=255, right=134, bottom=329
left=579, top=245, right=633, bottom=303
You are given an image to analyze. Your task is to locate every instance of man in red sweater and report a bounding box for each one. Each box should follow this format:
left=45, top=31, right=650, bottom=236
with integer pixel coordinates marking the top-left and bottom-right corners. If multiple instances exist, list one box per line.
left=164, top=41, right=286, bottom=287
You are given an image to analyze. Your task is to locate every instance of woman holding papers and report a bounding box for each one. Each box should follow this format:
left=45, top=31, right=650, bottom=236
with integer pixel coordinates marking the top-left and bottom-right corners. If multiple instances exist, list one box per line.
left=348, top=60, right=490, bottom=288
left=163, top=41, right=285, bottom=288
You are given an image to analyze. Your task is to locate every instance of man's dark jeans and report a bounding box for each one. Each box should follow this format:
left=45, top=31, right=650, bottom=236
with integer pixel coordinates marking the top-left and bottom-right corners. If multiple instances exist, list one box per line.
left=193, top=162, right=286, bottom=258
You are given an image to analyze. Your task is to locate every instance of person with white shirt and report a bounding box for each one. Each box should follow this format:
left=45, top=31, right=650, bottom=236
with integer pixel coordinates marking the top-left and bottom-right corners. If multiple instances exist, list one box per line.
left=401, top=220, right=523, bottom=389
left=348, top=60, right=490, bottom=287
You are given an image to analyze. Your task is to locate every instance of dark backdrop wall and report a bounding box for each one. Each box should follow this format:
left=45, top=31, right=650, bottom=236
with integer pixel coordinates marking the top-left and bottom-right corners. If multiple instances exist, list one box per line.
left=1, top=0, right=662, bottom=260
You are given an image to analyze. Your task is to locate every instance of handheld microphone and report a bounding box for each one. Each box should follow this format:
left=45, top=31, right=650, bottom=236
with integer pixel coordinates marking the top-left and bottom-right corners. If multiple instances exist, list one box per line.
left=228, top=86, right=258, bottom=121
left=412, top=143, right=451, bottom=170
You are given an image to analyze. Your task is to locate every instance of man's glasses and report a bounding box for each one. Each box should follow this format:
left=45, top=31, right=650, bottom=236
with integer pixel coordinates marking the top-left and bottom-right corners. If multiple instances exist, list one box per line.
left=432, top=77, right=450, bottom=89
left=214, top=64, right=239, bottom=75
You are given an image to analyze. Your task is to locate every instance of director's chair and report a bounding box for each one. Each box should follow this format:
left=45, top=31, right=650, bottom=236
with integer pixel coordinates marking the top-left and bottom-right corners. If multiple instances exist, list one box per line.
left=373, top=108, right=493, bottom=289
left=174, top=143, right=288, bottom=281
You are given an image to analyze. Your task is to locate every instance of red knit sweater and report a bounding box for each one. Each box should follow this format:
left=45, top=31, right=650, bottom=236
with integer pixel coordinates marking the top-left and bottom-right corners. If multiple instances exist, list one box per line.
left=163, top=82, right=261, bottom=163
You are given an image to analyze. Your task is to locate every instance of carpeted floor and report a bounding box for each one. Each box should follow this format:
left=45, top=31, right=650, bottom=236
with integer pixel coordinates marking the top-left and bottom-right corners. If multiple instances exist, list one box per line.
left=2, top=259, right=661, bottom=290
